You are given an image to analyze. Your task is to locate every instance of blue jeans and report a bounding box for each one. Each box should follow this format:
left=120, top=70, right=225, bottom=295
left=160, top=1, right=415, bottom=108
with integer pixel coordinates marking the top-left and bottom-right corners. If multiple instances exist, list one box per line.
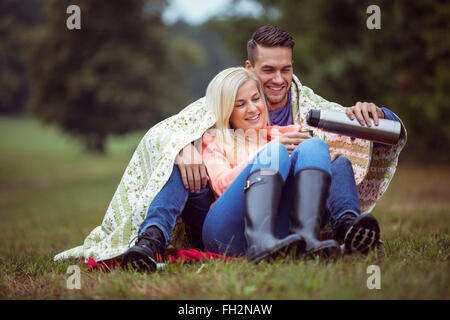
left=138, top=165, right=215, bottom=249
left=202, top=138, right=361, bottom=256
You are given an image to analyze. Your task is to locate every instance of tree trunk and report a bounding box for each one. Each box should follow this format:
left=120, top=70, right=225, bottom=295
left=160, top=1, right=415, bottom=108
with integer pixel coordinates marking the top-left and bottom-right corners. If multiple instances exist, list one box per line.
left=85, top=134, right=106, bottom=155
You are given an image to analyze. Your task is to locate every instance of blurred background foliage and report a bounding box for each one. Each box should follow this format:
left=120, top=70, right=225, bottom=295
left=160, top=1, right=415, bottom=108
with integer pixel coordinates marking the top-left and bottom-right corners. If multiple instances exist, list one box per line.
left=0, top=0, right=448, bottom=159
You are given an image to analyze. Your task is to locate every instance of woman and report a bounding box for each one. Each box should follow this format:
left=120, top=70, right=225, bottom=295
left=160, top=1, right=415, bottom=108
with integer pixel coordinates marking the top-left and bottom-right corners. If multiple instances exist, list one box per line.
left=200, top=67, right=339, bottom=262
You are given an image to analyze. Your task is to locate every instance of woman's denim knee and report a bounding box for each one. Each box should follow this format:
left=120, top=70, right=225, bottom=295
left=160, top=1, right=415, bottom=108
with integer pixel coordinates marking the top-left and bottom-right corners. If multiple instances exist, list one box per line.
left=291, top=137, right=331, bottom=174
left=298, top=137, right=328, bottom=152
left=250, top=141, right=291, bottom=180
left=269, top=142, right=291, bottom=174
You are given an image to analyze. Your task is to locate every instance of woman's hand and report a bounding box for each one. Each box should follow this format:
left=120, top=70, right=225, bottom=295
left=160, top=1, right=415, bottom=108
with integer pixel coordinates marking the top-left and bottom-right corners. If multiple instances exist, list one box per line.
left=279, top=131, right=311, bottom=154
left=175, top=141, right=208, bottom=193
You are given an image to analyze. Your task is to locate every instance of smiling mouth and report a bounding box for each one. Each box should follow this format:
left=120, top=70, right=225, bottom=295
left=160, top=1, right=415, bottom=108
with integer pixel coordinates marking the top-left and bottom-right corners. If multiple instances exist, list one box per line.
left=245, top=113, right=261, bottom=122
left=267, top=86, right=286, bottom=93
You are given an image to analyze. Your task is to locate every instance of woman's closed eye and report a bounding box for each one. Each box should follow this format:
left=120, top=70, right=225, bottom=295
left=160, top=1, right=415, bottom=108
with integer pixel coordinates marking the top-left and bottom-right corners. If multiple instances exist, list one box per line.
left=235, top=96, right=260, bottom=108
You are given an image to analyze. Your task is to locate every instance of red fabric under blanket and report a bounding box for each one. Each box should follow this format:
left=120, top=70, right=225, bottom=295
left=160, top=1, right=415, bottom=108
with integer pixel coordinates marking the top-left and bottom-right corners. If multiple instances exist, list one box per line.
left=84, top=249, right=242, bottom=271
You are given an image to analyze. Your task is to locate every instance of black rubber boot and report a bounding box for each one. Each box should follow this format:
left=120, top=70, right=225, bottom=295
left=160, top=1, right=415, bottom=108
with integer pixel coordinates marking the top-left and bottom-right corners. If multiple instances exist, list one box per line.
left=244, top=168, right=306, bottom=263
left=290, top=168, right=340, bottom=256
left=122, top=226, right=167, bottom=272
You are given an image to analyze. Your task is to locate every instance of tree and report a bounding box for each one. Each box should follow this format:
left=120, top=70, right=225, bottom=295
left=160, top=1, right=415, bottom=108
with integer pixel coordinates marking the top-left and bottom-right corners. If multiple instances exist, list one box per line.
left=0, top=0, right=42, bottom=115
left=26, top=0, right=180, bottom=153
left=168, top=21, right=240, bottom=99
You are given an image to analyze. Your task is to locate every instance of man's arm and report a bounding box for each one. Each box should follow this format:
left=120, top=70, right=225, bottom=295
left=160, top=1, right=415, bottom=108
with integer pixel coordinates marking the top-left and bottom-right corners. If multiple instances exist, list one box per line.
left=380, top=107, right=400, bottom=122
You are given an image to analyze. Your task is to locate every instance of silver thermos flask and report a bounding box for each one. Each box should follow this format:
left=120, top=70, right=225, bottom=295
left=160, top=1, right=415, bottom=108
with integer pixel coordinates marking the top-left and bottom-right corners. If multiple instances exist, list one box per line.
left=306, top=109, right=401, bottom=145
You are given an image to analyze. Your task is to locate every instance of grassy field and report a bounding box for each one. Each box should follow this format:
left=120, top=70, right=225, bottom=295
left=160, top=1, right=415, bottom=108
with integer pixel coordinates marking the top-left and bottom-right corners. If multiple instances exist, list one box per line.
left=0, top=117, right=448, bottom=299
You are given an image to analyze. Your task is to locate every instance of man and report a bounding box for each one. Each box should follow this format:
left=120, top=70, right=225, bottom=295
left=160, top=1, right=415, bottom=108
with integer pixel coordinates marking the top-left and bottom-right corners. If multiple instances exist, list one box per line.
left=120, top=26, right=404, bottom=271
left=54, top=26, right=406, bottom=270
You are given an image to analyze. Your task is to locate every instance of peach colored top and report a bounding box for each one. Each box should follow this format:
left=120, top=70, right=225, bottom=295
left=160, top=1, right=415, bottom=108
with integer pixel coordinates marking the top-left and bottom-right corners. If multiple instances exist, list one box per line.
left=202, top=125, right=300, bottom=199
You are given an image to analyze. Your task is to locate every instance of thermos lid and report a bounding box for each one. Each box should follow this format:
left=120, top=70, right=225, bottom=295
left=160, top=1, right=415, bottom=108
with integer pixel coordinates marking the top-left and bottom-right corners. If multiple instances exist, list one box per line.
left=306, top=109, right=321, bottom=127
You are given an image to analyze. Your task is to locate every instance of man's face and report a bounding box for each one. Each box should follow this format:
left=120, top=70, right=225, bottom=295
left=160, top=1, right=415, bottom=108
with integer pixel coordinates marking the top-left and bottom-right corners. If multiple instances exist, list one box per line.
left=246, top=46, right=293, bottom=111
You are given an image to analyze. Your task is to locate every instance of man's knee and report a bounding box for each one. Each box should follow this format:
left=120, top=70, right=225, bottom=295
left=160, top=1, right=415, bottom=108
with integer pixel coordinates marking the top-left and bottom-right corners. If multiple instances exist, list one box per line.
left=332, top=155, right=352, bottom=168
left=331, top=155, right=356, bottom=178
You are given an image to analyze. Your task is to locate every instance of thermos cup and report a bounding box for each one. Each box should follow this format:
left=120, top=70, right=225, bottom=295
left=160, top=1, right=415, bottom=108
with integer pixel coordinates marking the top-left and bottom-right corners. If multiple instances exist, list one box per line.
left=306, top=109, right=401, bottom=145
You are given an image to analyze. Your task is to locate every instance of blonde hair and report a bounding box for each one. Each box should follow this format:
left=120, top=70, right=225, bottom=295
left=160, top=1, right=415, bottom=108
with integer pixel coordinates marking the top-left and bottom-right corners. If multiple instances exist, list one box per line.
left=205, top=67, right=269, bottom=163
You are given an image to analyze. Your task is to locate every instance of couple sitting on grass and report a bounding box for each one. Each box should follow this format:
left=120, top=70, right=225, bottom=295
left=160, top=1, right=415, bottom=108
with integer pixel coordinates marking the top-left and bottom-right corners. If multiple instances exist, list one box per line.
left=54, top=26, right=406, bottom=271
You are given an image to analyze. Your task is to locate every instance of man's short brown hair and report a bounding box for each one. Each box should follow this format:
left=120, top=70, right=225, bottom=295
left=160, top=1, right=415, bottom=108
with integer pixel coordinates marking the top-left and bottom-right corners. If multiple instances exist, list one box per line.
left=247, top=26, right=295, bottom=65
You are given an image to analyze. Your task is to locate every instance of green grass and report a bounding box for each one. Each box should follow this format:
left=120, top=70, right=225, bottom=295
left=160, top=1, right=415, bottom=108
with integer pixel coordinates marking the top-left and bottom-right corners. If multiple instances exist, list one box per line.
left=0, top=116, right=449, bottom=299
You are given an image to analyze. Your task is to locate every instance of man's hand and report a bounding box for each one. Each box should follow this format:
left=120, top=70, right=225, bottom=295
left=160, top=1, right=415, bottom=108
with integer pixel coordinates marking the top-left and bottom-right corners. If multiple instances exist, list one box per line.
left=175, top=142, right=208, bottom=193
left=346, top=102, right=385, bottom=127
left=279, top=131, right=311, bottom=154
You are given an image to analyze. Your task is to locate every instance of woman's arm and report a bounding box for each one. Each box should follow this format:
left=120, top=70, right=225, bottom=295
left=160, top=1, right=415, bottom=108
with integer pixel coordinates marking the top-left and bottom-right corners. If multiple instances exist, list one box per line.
left=202, top=132, right=249, bottom=198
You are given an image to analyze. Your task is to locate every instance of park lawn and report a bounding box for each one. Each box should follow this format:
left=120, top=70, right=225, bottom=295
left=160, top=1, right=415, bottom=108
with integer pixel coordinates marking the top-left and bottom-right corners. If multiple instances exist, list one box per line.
left=0, top=116, right=448, bottom=299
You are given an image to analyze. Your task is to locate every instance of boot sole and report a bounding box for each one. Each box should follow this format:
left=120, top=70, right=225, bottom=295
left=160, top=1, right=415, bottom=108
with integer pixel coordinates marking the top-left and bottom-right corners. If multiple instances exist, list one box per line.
left=247, top=236, right=306, bottom=263
left=344, top=213, right=380, bottom=254
left=122, top=248, right=158, bottom=272
left=306, top=240, right=341, bottom=259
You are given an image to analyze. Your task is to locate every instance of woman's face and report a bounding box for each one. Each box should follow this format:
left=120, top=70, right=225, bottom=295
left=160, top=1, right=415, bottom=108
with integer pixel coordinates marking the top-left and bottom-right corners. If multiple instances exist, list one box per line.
left=229, top=80, right=267, bottom=132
